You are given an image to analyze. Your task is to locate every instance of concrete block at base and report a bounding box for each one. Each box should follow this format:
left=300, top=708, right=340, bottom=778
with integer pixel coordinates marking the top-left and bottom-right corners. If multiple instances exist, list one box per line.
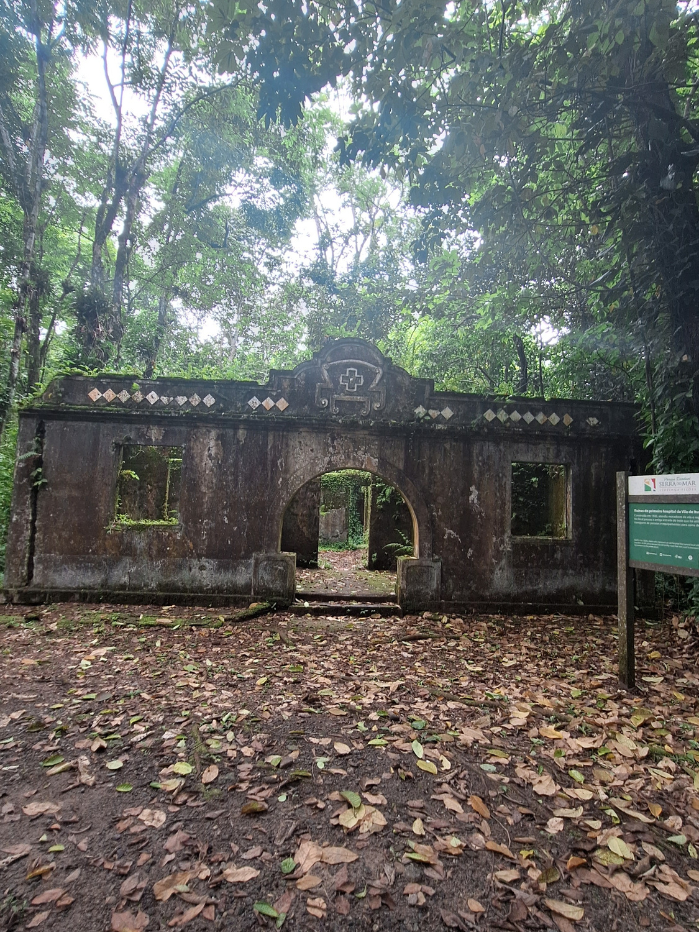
left=396, top=557, right=441, bottom=612
left=252, top=552, right=296, bottom=602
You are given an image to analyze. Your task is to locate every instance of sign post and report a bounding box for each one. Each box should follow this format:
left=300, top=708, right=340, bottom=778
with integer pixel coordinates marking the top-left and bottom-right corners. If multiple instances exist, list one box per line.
left=617, top=472, right=699, bottom=689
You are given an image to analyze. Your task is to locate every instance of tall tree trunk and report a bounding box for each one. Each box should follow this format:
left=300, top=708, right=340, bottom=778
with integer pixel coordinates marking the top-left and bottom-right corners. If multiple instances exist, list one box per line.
left=144, top=292, right=171, bottom=378
left=0, top=10, right=51, bottom=443
left=513, top=334, right=528, bottom=395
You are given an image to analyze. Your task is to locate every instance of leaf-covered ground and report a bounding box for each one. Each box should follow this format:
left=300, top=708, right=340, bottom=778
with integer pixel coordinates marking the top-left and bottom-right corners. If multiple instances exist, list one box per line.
left=1, top=605, right=698, bottom=932
left=296, top=549, right=396, bottom=597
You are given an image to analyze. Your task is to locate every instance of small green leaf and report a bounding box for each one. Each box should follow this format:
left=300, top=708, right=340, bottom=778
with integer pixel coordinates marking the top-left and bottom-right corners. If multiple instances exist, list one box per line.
left=411, top=740, right=424, bottom=759
left=281, top=857, right=296, bottom=874
left=315, top=756, right=329, bottom=770
left=668, top=834, right=687, bottom=846
left=116, top=783, right=133, bottom=792
left=356, top=721, right=368, bottom=733
left=48, top=845, right=64, bottom=853
left=417, top=759, right=438, bottom=775
left=254, top=902, right=279, bottom=919
left=42, top=755, right=64, bottom=767
left=411, top=720, right=426, bottom=731
left=173, top=761, right=193, bottom=775
left=341, top=790, right=362, bottom=809
left=569, top=770, right=585, bottom=784
left=367, top=738, right=387, bottom=746
left=480, top=763, right=497, bottom=773
left=106, top=759, right=124, bottom=770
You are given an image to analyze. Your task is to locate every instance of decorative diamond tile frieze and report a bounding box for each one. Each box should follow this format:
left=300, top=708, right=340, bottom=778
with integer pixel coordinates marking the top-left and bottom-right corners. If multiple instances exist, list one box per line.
left=146, top=391, right=159, bottom=405
left=132, top=391, right=144, bottom=403
left=189, top=394, right=201, bottom=407
left=203, top=394, right=215, bottom=407
left=261, top=397, right=275, bottom=411
left=523, top=412, right=534, bottom=424
left=509, top=410, right=521, bottom=422
left=276, top=398, right=289, bottom=411
left=102, top=389, right=116, bottom=403
left=414, top=405, right=427, bottom=417
left=535, top=412, right=547, bottom=424
left=248, top=396, right=260, bottom=410
left=484, top=409, right=496, bottom=422
left=88, top=388, right=102, bottom=402
left=587, top=416, right=599, bottom=426
left=441, top=407, right=453, bottom=420
left=496, top=409, right=508, bottom=423
left=176, top=396, right=187, bottom=406
left=563, top=414, right=573, bottom=426
left=160, top=396, right=171, bottom=405
left=548, top=412, right=560, bottom=425
left=429, top=409, right=439, bottom=419
left=117, top=390, right=130, bottom=403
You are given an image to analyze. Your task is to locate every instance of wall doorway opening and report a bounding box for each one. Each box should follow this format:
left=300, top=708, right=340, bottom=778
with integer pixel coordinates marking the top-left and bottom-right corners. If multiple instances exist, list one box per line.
left=280, top=469, right=415, bottom=599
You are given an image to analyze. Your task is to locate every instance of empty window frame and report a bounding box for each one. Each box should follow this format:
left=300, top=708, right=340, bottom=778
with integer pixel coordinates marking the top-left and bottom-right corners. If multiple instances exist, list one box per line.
left=511, top=462, right=569, bottom=539
left=115, top=445, right=182, bottom=525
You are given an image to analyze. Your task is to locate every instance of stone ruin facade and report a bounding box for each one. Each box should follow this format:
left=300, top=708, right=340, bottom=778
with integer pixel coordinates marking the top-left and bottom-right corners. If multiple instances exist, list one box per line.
left=3, top=339, right=644, bottom=612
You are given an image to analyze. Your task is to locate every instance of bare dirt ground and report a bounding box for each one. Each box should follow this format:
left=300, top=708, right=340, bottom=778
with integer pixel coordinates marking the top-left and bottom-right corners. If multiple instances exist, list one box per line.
left=1, top=604, right=699, bottom=932
left=296, top=549, right=396, bottom=598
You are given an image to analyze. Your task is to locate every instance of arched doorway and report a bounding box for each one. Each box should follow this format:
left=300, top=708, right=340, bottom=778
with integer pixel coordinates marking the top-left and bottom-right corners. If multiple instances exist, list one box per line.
left=280, top=469, right=416, bottom=598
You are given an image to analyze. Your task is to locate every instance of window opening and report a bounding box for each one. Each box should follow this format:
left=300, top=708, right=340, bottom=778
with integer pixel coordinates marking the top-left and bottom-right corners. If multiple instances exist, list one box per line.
left=115, top=445, right=182, bottom=526
left=511, top=462, right=569, bottom=539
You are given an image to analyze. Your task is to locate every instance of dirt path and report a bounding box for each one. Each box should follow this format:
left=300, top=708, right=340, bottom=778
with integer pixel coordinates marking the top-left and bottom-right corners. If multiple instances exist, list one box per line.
left=296, top=548, right=396, bottom=598
left=1, top=605, right=698, bottom=932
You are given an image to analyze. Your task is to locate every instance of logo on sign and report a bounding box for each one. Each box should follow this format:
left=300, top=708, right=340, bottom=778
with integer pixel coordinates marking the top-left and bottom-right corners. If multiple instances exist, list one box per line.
left=644, top=478, right=656, bottom=492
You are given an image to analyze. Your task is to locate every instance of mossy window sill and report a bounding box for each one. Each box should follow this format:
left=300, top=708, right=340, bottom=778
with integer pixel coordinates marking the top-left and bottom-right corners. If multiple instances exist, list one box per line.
left=109, top=520, right=181, bottom=531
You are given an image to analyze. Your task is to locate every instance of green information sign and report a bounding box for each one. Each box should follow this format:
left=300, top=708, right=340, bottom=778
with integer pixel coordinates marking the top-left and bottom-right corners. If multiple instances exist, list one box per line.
left=629, top=502, right=699, bottom=575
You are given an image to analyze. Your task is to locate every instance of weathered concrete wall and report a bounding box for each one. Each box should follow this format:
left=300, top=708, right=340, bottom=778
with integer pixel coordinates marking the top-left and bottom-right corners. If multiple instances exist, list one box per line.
left=280, top=479, right=320, bottom=567
left=367, top=482, right=414, bottom=570
left=4, top=339, right=645, bottom=611
left=319, top=507, right=347, bottom=543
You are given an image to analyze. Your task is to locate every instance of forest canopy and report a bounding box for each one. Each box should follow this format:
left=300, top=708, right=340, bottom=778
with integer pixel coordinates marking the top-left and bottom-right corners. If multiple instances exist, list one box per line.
left=1, top=0, right=699, bottom=567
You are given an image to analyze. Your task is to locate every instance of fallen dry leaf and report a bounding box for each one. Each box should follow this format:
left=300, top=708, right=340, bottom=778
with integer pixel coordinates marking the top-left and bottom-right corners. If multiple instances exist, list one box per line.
left=26, top=912, right=50, bottom=928
left=153, top=871, right=193, bottom=902
left=468, top=795, right=490, bottom=819
left=111, top=910, right=150, bottom=932
left=296, top=874, right=322, bottom=890
left=306, top=896, right=326, bottom=918
left=201, top=765, right=218, bottom=785
left=22, top=801, right=61, bottom=819
left=138, top=809, right=166, bottom=829
left=545, top=899, right=584, bottom=921
left=222, top=866, right=260, bottom=883
left=168, top=902, right=205, bottom=927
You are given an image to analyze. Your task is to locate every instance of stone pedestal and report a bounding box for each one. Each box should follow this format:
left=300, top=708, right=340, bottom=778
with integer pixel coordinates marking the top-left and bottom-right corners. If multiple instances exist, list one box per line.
left=396, top=557, right=441, bottom=612
left=252, top=552, right=296, bottom=603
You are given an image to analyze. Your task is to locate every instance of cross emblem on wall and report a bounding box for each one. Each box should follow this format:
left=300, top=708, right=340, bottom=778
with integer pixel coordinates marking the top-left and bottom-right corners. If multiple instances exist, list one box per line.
left=340, top=367, right=364, bottom=392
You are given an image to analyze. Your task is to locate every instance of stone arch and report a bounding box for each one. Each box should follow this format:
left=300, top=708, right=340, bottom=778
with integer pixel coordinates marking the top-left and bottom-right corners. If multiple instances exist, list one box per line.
left=271, top=456, right=433, bottom=561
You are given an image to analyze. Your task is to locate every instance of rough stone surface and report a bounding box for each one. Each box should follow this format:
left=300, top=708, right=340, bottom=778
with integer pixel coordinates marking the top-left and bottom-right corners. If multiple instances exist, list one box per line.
left=367, top=481, right=414, bottom=571
left=281, top=478, right=321, bottom=567
left=3, top=338, right=644, bottom=611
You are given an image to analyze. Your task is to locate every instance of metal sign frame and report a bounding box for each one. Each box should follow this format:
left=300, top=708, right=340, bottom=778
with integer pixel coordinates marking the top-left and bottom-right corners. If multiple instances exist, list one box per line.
left=617, top=471, right=699, bottom=689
